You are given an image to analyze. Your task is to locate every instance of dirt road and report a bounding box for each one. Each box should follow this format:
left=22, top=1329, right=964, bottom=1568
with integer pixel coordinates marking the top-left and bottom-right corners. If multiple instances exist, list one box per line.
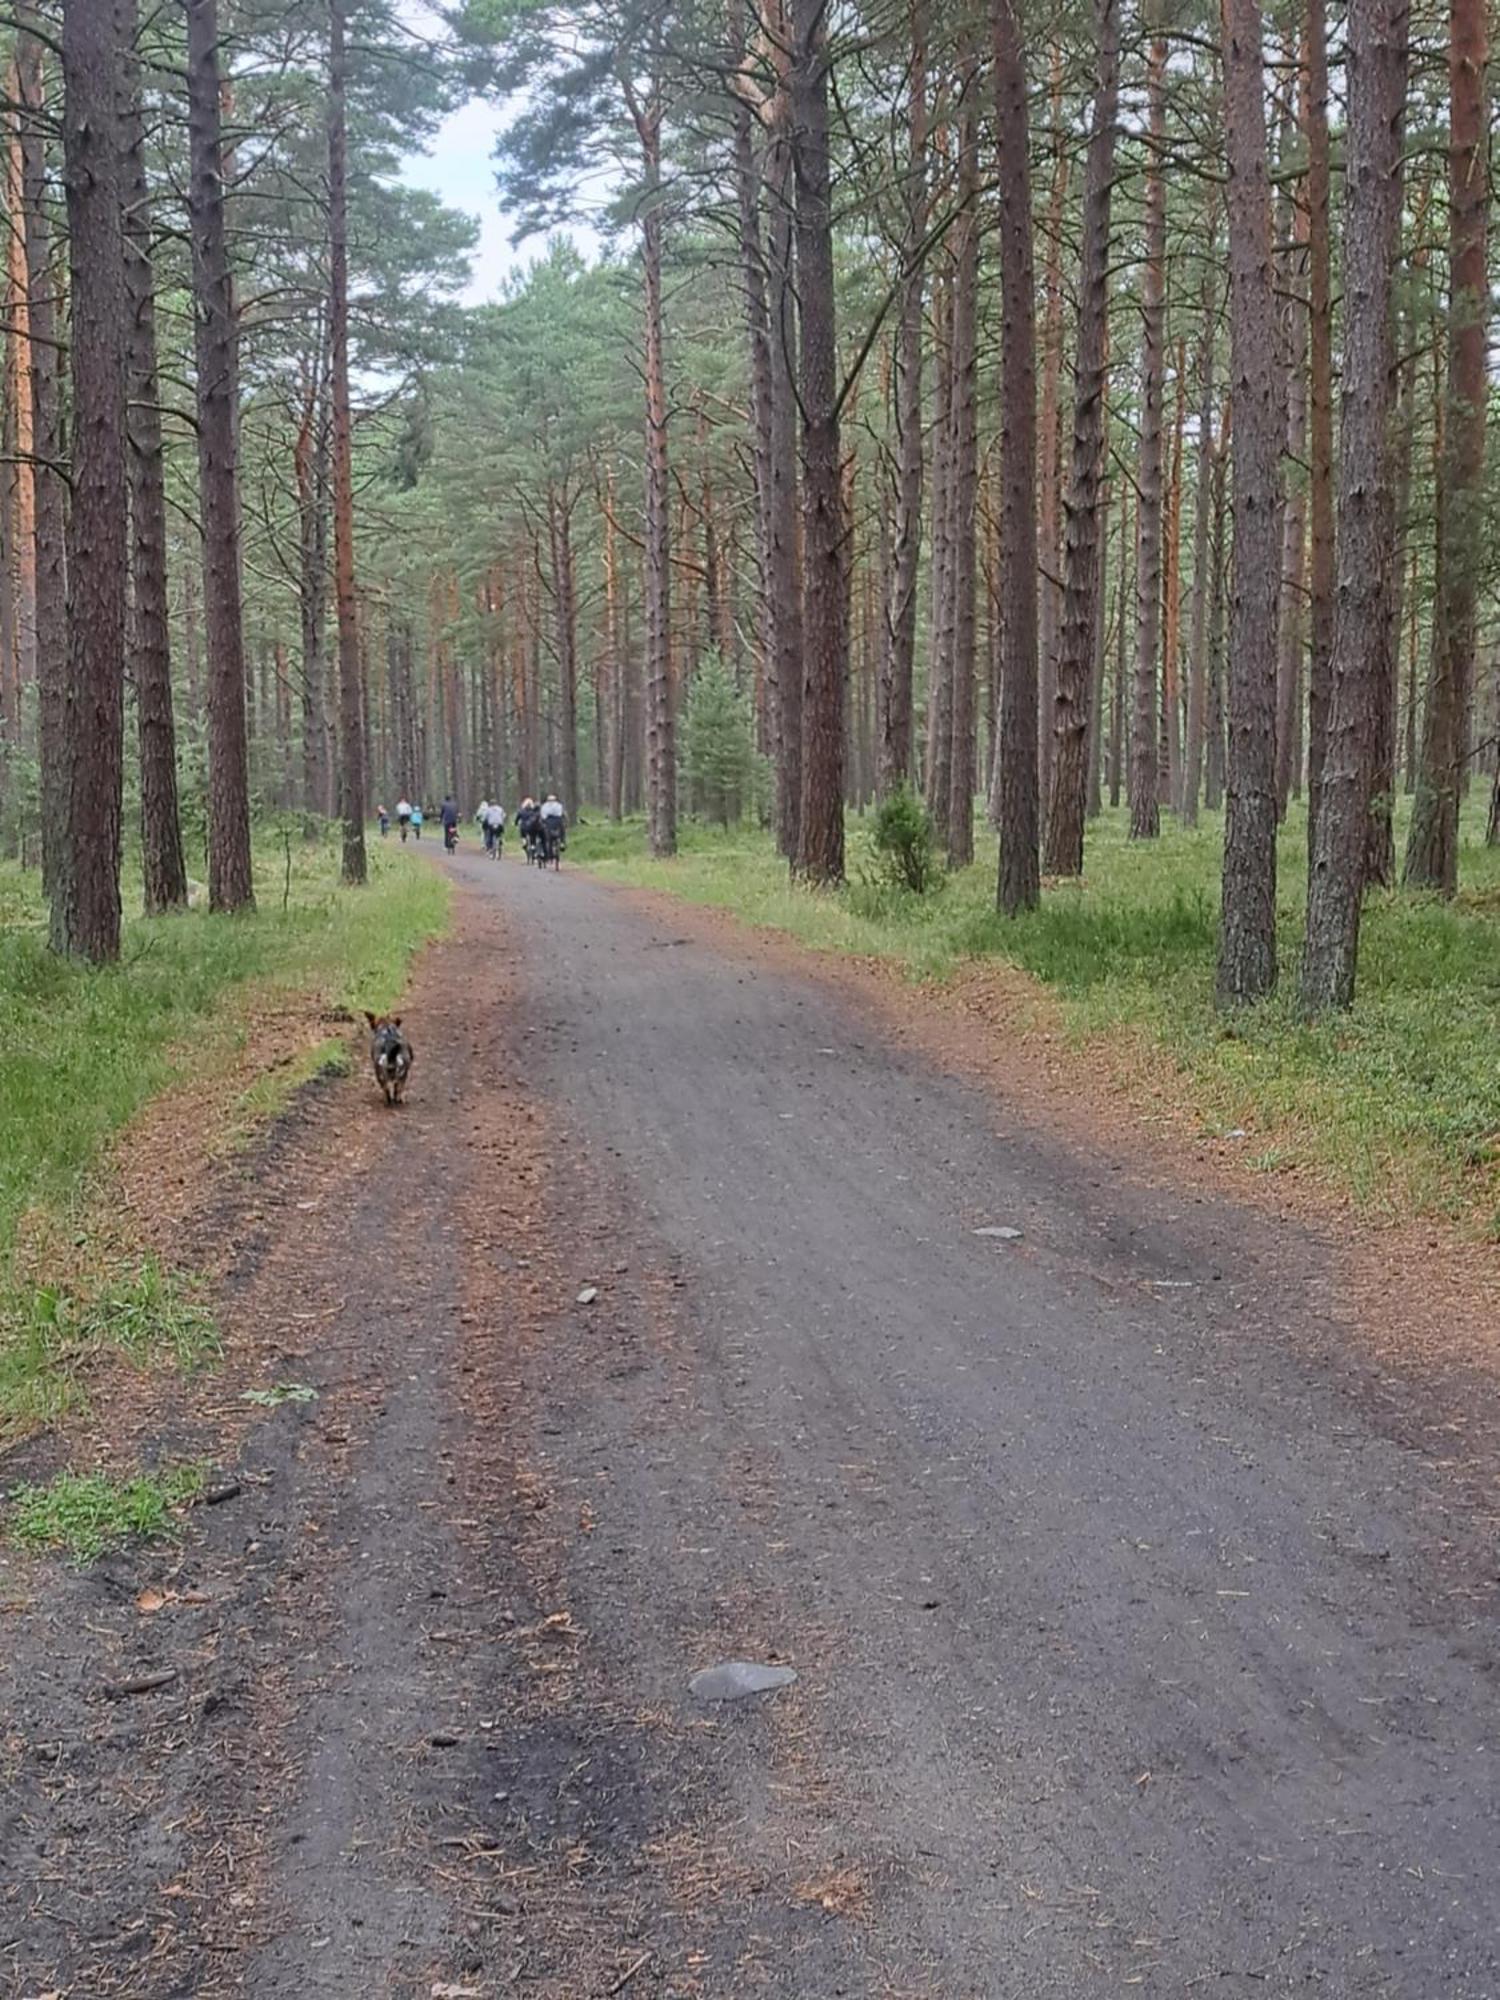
left=6, top=851, right=1500, bottom=1998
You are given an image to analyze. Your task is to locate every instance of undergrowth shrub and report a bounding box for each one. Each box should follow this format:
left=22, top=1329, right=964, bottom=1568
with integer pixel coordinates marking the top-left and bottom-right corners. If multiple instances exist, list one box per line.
left=864, top=787, right=939, bottom=896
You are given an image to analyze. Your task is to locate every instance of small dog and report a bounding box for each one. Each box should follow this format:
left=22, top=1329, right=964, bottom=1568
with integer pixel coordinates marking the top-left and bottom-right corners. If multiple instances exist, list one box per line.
left=364, top=1011, right=412, bottom=1106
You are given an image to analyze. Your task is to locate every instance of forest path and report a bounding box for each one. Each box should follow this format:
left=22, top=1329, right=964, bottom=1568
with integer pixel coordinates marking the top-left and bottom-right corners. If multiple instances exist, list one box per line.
left=6, top=848, right=1499, bottom=1998
left=423, top=845, right=1500, bottom=1995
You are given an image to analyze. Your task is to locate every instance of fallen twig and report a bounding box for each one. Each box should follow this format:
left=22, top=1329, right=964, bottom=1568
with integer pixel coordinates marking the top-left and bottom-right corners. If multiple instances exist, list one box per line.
left=608, top=1950, right=653, bottom=1993
left=104, top=1669, right=178, bottom=1699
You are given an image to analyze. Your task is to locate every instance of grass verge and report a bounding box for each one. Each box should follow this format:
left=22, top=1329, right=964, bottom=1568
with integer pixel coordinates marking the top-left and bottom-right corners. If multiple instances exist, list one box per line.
left=7, top=1461, right=208, bottom=1561
left=571, top=801, right=1500, bottom=1230
left=0, top=831, right=446, bottom=1253
left=0, top=1259, right=218, bottom=1447
left=1, top=828, right=448, bottom=1447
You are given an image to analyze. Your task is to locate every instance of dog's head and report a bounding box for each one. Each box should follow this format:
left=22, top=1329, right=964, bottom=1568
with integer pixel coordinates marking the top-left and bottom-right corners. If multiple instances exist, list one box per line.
left=364, top=1010, right=405, bottom=1052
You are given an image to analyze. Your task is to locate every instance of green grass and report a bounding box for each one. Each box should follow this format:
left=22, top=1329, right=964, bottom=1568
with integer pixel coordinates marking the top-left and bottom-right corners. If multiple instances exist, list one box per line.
left=0, top=1259, right=220, bottom=1446
left=0, top=831, right=447, bottom=1253
left=572, top=800, right=1500, bottom=1228
left=6, top=1460, right=208, bottom=1561
left=0, top=828, right=448, bottom=1446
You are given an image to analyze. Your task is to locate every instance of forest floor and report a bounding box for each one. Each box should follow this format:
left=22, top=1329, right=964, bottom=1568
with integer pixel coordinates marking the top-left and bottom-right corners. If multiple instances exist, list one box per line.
left=4, top=843, right=1500, bottom=1997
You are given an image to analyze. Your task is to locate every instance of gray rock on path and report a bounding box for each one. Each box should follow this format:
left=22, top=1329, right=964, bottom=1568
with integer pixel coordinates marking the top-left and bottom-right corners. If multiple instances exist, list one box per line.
left=689, top=1661, right=798, bottom=1702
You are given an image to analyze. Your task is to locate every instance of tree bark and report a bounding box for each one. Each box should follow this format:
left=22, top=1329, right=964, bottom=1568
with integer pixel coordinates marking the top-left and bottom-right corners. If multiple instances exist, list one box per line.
left=638, top=87, right=676, bottom=856
left=945, top=85, right=980, bottom=868
left=1304, top=0, right=1335, bottom=861
left=1403, top=0, right=1487, bottom=894
left=549, top=489, right=580, bottom=811
left=791, top=0, right=844, bottom=884
left=1217, top=0, right=1283, bottom=1004
left=992, top=0, right=1039, bottom=913
left=328, top=0, right=366, bottom=884
left=1110, top=484, right=1129, bottom=808
left=879, top=5, right=926, bottom=798
left=121, top=0, right=187, bottom=914
left=1301, top=0, right=1409, bottom=1012
left=762, top=66, right=804, bottom=861
left=1161, top=341, right=1186, bottom=810
left=1205, top=406, right=1230, bottom=810
left=925, top=266, right=954, bottom=849
left=186, top=0, right=253, bottom=910
left=1129, top=29, right=1168, bottom=841
left=604, top=472, right=626, bottom=818
left=19, top=8, right=66, bottom=906
left=1181, top=267, right=1217, bottom=828
left=55, top=0, right=127, bottom=961
left=1274, top=163, right=1309, bottom=820
left=4, top=62, right=35, bottom=706
left=295, top=349, right=333, bottom=825
left=1043, top=0, right=1119, bottom=875
left=1036, top=41, right=1069, bottom=807
left=731, top=44, right=775, bottom=746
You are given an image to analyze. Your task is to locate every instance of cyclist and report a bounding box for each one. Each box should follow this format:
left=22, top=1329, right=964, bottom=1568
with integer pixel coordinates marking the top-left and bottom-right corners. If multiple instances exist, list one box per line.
left=395, top=797, right=412, bottom=842
left=410, top=803, right=424, bottom=839
left=483, top=799, right=506, bottom=856
left=440, top=795, right=459, bottom=852
left=515, top=797, right=542, bottom=862
left=539, top=793, right=567, bottom=864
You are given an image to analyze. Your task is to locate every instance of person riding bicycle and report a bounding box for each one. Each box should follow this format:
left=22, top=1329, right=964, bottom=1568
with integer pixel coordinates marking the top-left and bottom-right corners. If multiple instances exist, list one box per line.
left=515, top=797, right=542, bottom=860
left=396, top=797, right=412, bottom=842
left=539, top=793, right=567, bottom=863
left=440, top=795, right=459, bottom=851
left=483, top=799, right=506, bottom=855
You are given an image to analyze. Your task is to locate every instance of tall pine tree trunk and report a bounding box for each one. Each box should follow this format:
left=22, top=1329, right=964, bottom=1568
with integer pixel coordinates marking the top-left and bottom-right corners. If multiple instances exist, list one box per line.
left=791, top=0, right=845, bottom=884
left=121, top=0, right=187, bottom=914
left=550, top=490, right=580, bottom=811
left=186, top=0, right=253, bottom=910
left=1036, top=42, right=1069, bottom=808
left=925, top=268, right=955, bottom=849
left=1161, top=343, right=1186, bottom=810
left=1274, top=180, right=1309, bottom=820
left=19, top=7, right=66, bottom=906
left=1043, top=0, right=1118, bottom=875
left=1204, top=408, right=1230, bottom=810
left=1301, top=0, right=1409, bottom=1011
left=328, top=0, right=365, bottom=885
left=945, top=85, right=979, bottom=868
left=5, top=63, right=35, bottom=706
left=637, top=86, right=676, bottom=856
left=1304, top=0, right=1335, bottom=863
left=730, top=41, right=775, bottom=758
left=1181, top=266, right=1217, bottom=828
left=1129, top=31, right=1167, bottom=839
left=992, top=0, right=1039, bottom=913
left=1217, top=0, right=1283, bottom=1004
left=1404, top=0, right=1487, bottom=894
left=764, top=77, right=803, bottom=861
left=879, top=5, right=926, bottom=798
left=55, top=0, right=127, bottom=961
left=295, top=354, right=333, bottom=826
